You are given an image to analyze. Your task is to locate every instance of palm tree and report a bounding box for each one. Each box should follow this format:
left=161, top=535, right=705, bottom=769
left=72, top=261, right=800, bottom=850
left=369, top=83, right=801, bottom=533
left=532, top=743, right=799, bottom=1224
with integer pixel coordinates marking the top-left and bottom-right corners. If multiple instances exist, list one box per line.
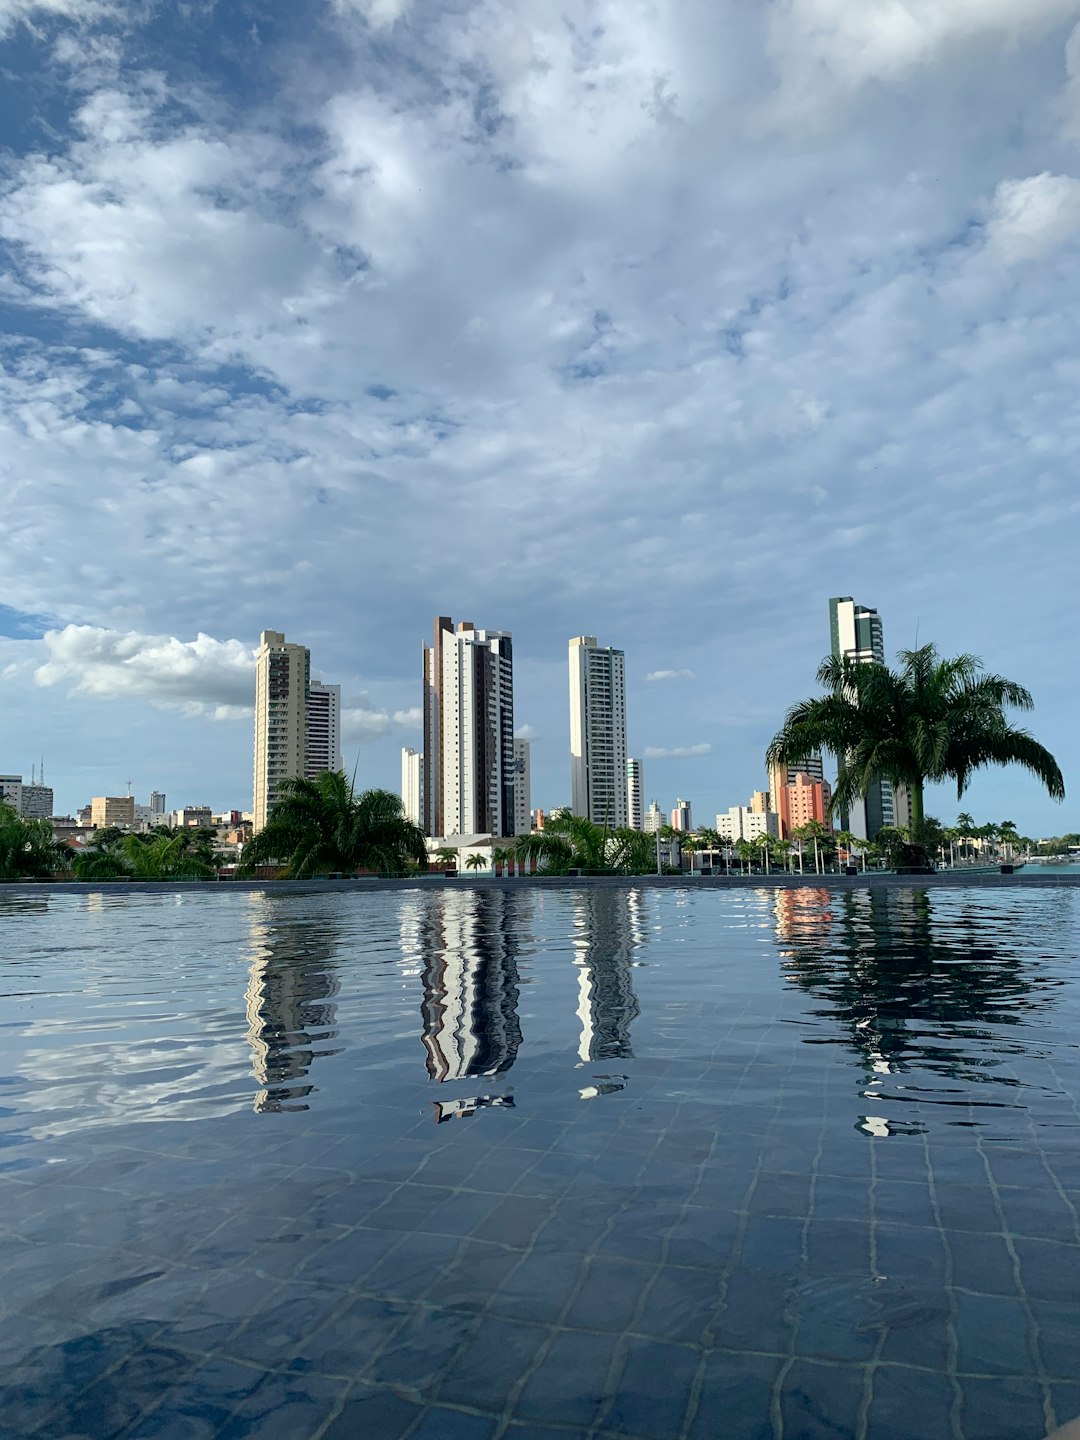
left=734, top=838, right=755, bottom=874
left=834, top=828, right=860, bottom=871
left=239, top=772, right=426, bottom=879
left=681, top=833, right=701, bottom=875
left=514, top=813, right=656, bottom=875
left=464, top=851, right=486, bottom=872
left=0, top=805, right=71, bottom=880
left=768, top=644, right=1064, bottom=859
left=997, top=820, right=1020, bottom=861
left=792, top=820, right=830, bottom=875
left=434, top=846, right=458, bottom=871
left=955, top=812, right=975, bottom=861
left=491, top=845, right=513, bottom=877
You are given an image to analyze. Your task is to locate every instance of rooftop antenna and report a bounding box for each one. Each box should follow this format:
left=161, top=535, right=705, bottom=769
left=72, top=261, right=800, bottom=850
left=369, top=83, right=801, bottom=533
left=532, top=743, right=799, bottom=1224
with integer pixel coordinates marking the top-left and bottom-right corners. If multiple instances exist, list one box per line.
left=126, top=778, right=133, bottom=797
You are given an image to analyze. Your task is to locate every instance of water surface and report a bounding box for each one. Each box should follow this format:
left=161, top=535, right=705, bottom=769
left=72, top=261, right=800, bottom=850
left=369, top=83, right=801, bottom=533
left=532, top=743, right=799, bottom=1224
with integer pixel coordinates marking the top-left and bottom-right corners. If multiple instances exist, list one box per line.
left=2, top=885, right=1079, bottom=1440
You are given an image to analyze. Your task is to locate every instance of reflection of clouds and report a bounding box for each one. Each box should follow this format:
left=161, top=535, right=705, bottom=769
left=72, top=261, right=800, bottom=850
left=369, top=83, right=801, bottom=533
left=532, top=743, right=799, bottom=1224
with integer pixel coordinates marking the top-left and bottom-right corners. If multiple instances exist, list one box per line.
left=418, top=889, right=523, bottom=1082
left=244, top=896, right=342, bottom=1113
left=572, top=889, right=643, bottom=1064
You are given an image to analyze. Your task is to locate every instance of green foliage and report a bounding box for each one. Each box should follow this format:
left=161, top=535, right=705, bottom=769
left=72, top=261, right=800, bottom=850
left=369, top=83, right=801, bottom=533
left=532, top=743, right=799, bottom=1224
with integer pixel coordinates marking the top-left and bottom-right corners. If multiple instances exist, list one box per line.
left=464, top=851, right=486, bottom=871
left=73, top=826, right=218, bottom=881
left=514, top=813, right=657, bottom=875
left=239, top=771, right=426, bottom=879
left=768, top=643, right=1064, bottom=850
left=0, top=803, right=71, bottom=880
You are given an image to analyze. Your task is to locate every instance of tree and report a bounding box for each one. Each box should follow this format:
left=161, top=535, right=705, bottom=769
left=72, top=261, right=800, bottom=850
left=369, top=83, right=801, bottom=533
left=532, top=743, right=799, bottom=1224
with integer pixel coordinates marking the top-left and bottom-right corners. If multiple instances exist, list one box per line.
left=465, top=851, right=486, bottom=872
left=768, top=644, right=1064, bottom=862
left=514, top=813, right=656, bottom=875
left=239, top=772, right=426, bottom=879
left=792, top=821, right=830, bottom=875
left=434, top=847, right=458, bottom=870
left=0, top=804, right=71, bottom=880
left=734, top=838, right=755, bottom=874
left=491, top=845, right=514, bottom=877
left=681, top=833, right=701, bottom=875
left=834, top=829, right=859, bottom=871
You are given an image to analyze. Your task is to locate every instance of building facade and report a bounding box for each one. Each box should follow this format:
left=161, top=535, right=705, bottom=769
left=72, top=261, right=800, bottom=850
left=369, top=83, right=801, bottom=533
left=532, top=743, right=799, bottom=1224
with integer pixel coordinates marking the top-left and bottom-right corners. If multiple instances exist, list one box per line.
left=715, top=806, right=780, bottom=842
left=150, top=791, right=166, bottom=816
left=401, top=747, right=423, bottom=827
left=670, top=799, right=693, bottom=832
left=513, top=739, right=531, bottom=837
left=569, top=637, right=628, bottom=828
left=626, top=758, right=643, bottom=831
left=422, top=618, right=516, bottom=838
left=0, top=776, right=22, bottom=814
left=783, top=773, right=833, bottom=834
left=829, top=596, right=896, bottom=840
left=20, top=785, right=53, bottom=820
left=253, top=630, right=310, bottom=833
left=91, top=795, right=136, bottom=827
left=304, top=681, right=342, bottom=779
left=643, top=800, right=664, bottom=833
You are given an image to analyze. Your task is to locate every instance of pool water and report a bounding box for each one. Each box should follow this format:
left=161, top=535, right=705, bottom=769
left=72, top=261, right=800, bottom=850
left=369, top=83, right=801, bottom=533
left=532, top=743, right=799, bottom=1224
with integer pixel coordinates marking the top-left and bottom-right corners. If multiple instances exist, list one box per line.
left=2, top=884, right=1079, bottom=1440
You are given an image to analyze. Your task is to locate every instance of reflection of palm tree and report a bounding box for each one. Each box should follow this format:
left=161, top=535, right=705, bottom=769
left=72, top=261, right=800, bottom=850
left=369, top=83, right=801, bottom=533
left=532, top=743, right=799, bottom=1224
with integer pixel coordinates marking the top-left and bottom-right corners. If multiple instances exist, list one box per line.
left=571, top=890, right=644, bottom=1063
left=418, top=889, right=523, bottom=1081
left=244, top=898, right=343, bottom=1113
left=775, top=887, right=1062, bottom=1083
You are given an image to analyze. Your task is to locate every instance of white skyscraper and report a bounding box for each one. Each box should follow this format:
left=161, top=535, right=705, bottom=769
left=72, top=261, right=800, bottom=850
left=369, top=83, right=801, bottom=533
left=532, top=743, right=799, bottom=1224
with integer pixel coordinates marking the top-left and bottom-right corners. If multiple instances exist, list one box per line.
left=626, top=759, right=643, bottom=830
left=569, top=636, right=628, bottom=828
left=423, top=619, right=515, bottom=837
left=305, top=681, right=342, bottom=779
left=643, top=800, right=664, bottom=833
left=401, top=747, right=423, bottom=827
left=513, top=739, right=531, bottom=836
left=829, top=596, right=897, bottom=840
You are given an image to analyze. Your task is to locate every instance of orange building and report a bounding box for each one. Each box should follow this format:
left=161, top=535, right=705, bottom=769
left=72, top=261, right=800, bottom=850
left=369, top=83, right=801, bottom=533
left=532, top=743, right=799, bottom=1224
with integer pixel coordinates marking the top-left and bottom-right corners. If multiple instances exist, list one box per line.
left=774, top=772, right=832, bottom=840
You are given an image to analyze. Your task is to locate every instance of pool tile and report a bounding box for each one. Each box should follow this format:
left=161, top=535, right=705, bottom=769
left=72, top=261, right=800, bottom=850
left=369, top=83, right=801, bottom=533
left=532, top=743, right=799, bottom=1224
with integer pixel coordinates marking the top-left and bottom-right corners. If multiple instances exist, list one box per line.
left=601, top=1336, right=699, bottom=1440
left=948, top=1229, right=1019, bottom=1297
left=435, top=1316, right=548, bottom=1413
left=954, top=1291, right=1035, bottom=1377
left=779, top=1358, right=865, bottom=1440
left=563, top=1256, right=651, bottom=1332
left=1013, top=1237, right=1080, bottom=1302
left=488, top=1253, right=584, bottom=1325
left=687, top=1349, right=779, bottom=1440
left=370, top=1304, right=476, bottom=1387
left=512, top=1328, right=618, bottom=1429
left=958, top=1376, right=1047, bottom=1440
left=868, top=1364, right=955, bottom=1440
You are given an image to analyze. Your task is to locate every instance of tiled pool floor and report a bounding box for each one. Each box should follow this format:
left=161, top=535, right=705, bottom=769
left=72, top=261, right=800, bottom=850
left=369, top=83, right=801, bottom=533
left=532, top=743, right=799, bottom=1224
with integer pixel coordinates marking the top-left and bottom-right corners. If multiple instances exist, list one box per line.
left=2, top=885, right=1079, bottom=1439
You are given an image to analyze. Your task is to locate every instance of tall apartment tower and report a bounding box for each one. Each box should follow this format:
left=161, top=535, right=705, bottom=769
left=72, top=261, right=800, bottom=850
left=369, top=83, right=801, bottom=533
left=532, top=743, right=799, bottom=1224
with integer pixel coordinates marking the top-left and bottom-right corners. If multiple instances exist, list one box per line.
left=401, top=747, right=423, bottom=827
left=569, top=637, right=628, bottom=828
left=305, top=681, right=342, bottom=779
left=150, top=791, right=166, bottom=816
left=828, top=596, right=896, bottom=840
left=626, top=758, right=643, bottom=830
left=513, top=739, right=531, bottom=837
left=422, top=618, right=515, bottom=837
left=254, top=630, right=310, bottom=833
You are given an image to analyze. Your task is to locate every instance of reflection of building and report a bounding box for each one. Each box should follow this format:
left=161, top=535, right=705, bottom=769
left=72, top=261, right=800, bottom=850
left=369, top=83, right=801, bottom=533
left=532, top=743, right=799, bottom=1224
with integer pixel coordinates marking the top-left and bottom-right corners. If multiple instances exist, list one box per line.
left=569, top=636, right=628, bottom=827
left=244, top=903, right=342, bottom=1112
left=419, top=890, right=523, bottom=1081
left=572, top=890, right=644, bottom=1062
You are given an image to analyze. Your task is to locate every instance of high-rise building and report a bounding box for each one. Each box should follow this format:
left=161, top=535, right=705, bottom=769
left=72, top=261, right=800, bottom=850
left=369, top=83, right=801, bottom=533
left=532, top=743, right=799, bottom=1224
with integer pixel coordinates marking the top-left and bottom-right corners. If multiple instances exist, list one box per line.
left=715, top=806, right=780, bottom=842
left=253, top=630, right=310, bottom=833
left=305, top=681, right=342, bottom=779
left=150, top=791, right=166, bottom=815
left=783, top=773, right=833, bottom=835
left=422, top=619, right=515, bottom=838
left=627, top=758, right=643, bottom=830
left=20, top=784, right=53, bottom=820
left=643, top=800, right=664, bottom=833
left=91, top=796, right=136, bottom=827
left=828, top=596, right=896, bottom=840
left=569, top=636, right=628, bottom=828
left=0, top=776, right=22, bottom=814
left=401, top=747, right=423, bottom=827
left=671, top=799, right=693, bottom=832
left=513, top=739, right=531, bottom=837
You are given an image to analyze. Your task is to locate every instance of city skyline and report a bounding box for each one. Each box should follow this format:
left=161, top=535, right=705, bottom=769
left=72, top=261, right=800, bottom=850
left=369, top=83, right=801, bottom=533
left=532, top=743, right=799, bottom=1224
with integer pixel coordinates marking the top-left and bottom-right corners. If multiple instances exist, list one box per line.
left=1, top=2, right=1077, bottom=835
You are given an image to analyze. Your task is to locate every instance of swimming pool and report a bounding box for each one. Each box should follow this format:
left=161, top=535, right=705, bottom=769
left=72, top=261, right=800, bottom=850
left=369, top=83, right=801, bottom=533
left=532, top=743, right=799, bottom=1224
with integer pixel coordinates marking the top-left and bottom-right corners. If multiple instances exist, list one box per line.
left=2, top=884, right=1078, bottom=1439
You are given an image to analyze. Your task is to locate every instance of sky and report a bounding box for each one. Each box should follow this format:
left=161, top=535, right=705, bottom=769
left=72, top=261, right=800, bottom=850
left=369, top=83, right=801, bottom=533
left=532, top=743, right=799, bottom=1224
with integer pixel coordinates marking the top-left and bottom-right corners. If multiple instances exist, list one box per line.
left=1, top=0, right=1078, bottom=835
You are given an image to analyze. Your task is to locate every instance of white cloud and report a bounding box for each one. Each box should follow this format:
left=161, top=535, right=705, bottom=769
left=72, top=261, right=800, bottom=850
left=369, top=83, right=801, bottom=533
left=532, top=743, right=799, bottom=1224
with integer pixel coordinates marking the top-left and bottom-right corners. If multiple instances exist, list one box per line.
left=330, top=0, right=411, bottom=29
left=985, top=172, right=1080, bottom=263
left=645, top=669, right=695, bottom=682
left=514, top=723, right=538, bottom=740
left=0, top=0, right=119, bottom=36
left=760, top=0, right=1080, bottom=127
left=393, top=706, right=423, bottom=728
left=33, top=625, right=255, bottom=715
left=643, top=743, right=713, bottom=759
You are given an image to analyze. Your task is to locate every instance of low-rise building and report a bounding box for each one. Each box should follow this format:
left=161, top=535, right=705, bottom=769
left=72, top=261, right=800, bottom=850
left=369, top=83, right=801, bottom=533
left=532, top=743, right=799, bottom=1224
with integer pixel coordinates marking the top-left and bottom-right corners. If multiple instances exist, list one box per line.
left=91, top=796, right=135, bottom=828
left=715, top=806, right=780, bottom=842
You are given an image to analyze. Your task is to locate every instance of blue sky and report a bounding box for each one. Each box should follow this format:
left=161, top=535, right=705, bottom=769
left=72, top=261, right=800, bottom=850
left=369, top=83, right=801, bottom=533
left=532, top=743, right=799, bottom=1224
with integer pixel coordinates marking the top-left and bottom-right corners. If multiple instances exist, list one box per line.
left=1, top=0, right=1078, bottom=834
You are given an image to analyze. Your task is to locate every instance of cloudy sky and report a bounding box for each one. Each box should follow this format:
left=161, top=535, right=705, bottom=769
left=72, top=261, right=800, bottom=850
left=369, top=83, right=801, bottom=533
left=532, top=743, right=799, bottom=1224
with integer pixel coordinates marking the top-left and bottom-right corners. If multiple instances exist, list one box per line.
left=1, top=0, right=1078, bottom=833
